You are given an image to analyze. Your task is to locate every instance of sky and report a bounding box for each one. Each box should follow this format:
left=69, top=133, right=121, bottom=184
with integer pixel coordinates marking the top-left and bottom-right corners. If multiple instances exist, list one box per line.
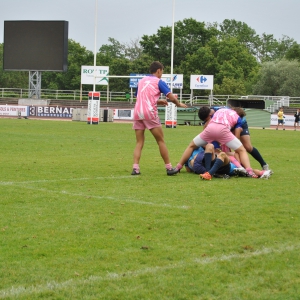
left=1, top=0, right=299, bottom=52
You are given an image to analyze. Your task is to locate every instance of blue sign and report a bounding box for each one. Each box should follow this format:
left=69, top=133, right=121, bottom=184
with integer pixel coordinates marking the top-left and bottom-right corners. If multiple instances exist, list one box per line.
left=129, top=73, right=148, bottom=88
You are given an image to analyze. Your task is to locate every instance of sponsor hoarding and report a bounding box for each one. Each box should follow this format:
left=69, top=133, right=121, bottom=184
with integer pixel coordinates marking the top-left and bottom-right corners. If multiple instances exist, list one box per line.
left=81, top=66, right=109, bottom=85
left=190, top=75, right=214, bottom=90
left=0, top=105, right=29, bottom=117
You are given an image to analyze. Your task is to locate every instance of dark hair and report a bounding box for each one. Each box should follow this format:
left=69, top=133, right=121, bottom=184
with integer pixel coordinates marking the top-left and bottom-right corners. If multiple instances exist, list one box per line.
left=231, top=107, right=246, bottom=118
left=198, top=106, right=211, bottom=121
left=149, top=61, right=164, bottom=74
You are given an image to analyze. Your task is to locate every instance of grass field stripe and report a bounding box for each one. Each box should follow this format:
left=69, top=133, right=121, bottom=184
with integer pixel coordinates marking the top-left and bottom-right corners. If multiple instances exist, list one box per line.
left=1, top=243, right=299, bottom=298
left=0, top=175, right=134, bottom=185
left=8, top=184, right=190, bottom=210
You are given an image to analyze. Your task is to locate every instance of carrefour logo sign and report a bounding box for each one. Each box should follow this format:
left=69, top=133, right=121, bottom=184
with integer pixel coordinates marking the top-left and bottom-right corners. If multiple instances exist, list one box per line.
left=190, top=75, right=214, bottom=90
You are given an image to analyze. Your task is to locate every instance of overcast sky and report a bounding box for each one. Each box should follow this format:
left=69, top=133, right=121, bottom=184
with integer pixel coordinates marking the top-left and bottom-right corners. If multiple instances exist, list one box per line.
left=1, top=0, right=299, bottom=51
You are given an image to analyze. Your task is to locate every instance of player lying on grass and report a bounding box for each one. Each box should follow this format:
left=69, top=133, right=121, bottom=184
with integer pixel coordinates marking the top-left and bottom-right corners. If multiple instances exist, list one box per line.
left=175, top=106, right=258, bottom=178
left=184, top=143, right=272, bottom=180
left=208, top=106, right=271, bottom=171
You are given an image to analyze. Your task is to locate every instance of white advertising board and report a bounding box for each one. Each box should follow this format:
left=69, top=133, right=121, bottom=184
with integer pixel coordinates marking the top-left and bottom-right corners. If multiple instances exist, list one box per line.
left=190, top=75, right=214, bottom=90
left=0, top=105, right=28, bottom=117
left=81, top=66, right=109, bottom=85
left=270, top=114, right=295, bottom=126
left=113, top=109, right=134, bottom=120
left=161, top=74, right=183, bottom=89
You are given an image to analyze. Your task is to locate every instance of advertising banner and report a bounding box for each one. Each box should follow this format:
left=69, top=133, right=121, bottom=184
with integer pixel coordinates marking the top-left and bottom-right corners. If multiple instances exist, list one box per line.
left=0, top=105, right=29, bottom=117
left=129, top=73, right=148, bottom=88
left=113, top=109, right=134, bottom=120
left=190, top=75, right=214, bottom=90
left=165, top=94, right=178, bottom=128
left=270, top=114, right=294, bottom=126
left=87, top=92, right=100, bottom=124
left=29, top=106, right=73, bottom=118
left=161, top=74, right=183, bottom=89
left=81, top=66, right=109, bottom=85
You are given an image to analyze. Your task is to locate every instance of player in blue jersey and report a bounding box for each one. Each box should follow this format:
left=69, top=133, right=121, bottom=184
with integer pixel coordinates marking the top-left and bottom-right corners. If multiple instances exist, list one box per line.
left=183, top=143, right=271, bottom=180
left=210, top=106, right=271, bottom=171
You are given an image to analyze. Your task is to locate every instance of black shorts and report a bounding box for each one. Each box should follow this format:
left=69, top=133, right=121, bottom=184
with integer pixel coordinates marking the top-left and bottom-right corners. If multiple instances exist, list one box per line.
left=240, top=121, right=250, bottom=136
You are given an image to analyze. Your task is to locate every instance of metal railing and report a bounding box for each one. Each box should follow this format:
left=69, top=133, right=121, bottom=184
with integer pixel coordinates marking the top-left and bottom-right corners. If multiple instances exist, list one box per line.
left=1, top=88, right=300, bottom=107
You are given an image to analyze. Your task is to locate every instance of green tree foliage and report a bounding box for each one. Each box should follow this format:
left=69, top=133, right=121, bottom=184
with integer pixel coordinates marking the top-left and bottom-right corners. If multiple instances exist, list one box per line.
left=179, top=37, right=259, bottom=94
left=218, top=20, right=296, bottom=63
left=218, top=19, right=259, bottom=55
left=253, top=59, right=300, bottom=96
left=0, top=43, right=28, bottom=88
left=214, top=77, right=246, bottom=95
left=140, top=18, right=218, bottom=68
left=285, top=43, right=300, bottom=61
left=99, top=37, right=126, bottom=59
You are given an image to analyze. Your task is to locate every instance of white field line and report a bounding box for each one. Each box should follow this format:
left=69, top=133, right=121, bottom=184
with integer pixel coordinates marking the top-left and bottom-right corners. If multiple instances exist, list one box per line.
left=0, top=178, right=190, bottom=210
left=0, top=175, right=134, bottom=185
left=0, top=243, right=299, bottom=299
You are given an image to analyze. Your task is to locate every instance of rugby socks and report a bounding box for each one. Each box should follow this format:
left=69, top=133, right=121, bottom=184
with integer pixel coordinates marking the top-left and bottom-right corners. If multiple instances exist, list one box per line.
left=208, top=158, right=223, bottom=176
left=229, top=155, right=242, bottom=168
left=246, top=167, right=255, bottom=176
left=165, top=163, right=172, bottom=170
left=176, top=163, right=183, bottom=170
left=204, top=153, right=212, bottom=171
left=133, top=164, right=140, bottom=172
left=250, top=147, right=266, bottom=168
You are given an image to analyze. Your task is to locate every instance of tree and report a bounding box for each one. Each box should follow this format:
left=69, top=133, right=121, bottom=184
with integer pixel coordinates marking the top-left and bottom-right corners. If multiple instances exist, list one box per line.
left=218, top=19, right=296, bottom=63
left=124, top=37, right=144, bottom=61
left=140, top=18, right=218, bottom=68
left=179, top=37, right=259, bottom=94
left=218, top=19, right=259, bottom=56
left=214, top=77, right=246, bottom=95
left=285, top=43, right=300, bottom=61
left=253, top=59, right=300, bottom=96
left=99, top=37, right=126, bottom=59
left=254, top=34, right=296, bottom=62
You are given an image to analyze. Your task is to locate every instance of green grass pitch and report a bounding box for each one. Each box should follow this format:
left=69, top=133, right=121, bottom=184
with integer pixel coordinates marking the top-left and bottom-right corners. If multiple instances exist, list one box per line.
left=0, top=118, right=299, bottom=299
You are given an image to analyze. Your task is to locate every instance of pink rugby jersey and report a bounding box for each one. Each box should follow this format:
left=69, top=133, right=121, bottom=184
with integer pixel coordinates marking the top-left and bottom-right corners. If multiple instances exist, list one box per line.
left=133, top=75, right=170, bottom=120
left=210, top=108, right=241, bottom=129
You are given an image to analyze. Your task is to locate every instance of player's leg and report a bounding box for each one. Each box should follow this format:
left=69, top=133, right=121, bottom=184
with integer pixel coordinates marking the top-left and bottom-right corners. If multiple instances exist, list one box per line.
left=132, top=128, right=145, bottom=175
left=150, top=125, right=178, bottom=175
left=226, top=138, right=257, bottom=178
left=150, top=126, right=170, bottom=164
left=176, top=135, right=207, bottom=170
left=241, top=134, right=267, bottom=169
left=204, top=143, right=214, bottom=171
left=200, top=152, right=230, bottom=180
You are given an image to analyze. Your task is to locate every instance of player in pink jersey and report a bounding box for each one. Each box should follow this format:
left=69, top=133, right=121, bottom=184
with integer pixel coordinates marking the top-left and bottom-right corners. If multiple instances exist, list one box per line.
left=176, top=106, right=258, bottom=178
left=131, top=61, right=187, bottom=176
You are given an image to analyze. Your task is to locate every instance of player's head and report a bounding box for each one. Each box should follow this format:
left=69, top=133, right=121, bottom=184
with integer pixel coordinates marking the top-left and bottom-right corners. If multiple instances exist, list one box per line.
left=231, top=107, right=246, bottom=118
left=198, top=106, right=211, bottom=121
left=149, top=61, right=164, bottom=74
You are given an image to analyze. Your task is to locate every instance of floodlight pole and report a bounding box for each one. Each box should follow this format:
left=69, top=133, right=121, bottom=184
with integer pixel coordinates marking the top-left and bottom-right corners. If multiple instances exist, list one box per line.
left=93, top=0, right=98, bottom=92
left=170, top=0, right=175, bottom=94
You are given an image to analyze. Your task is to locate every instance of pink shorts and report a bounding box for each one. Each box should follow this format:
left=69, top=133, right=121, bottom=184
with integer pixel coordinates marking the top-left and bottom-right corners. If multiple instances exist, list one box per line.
left=133, top=118, right=162, bottom=130
left=194, top=123, right=242, bottom=150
